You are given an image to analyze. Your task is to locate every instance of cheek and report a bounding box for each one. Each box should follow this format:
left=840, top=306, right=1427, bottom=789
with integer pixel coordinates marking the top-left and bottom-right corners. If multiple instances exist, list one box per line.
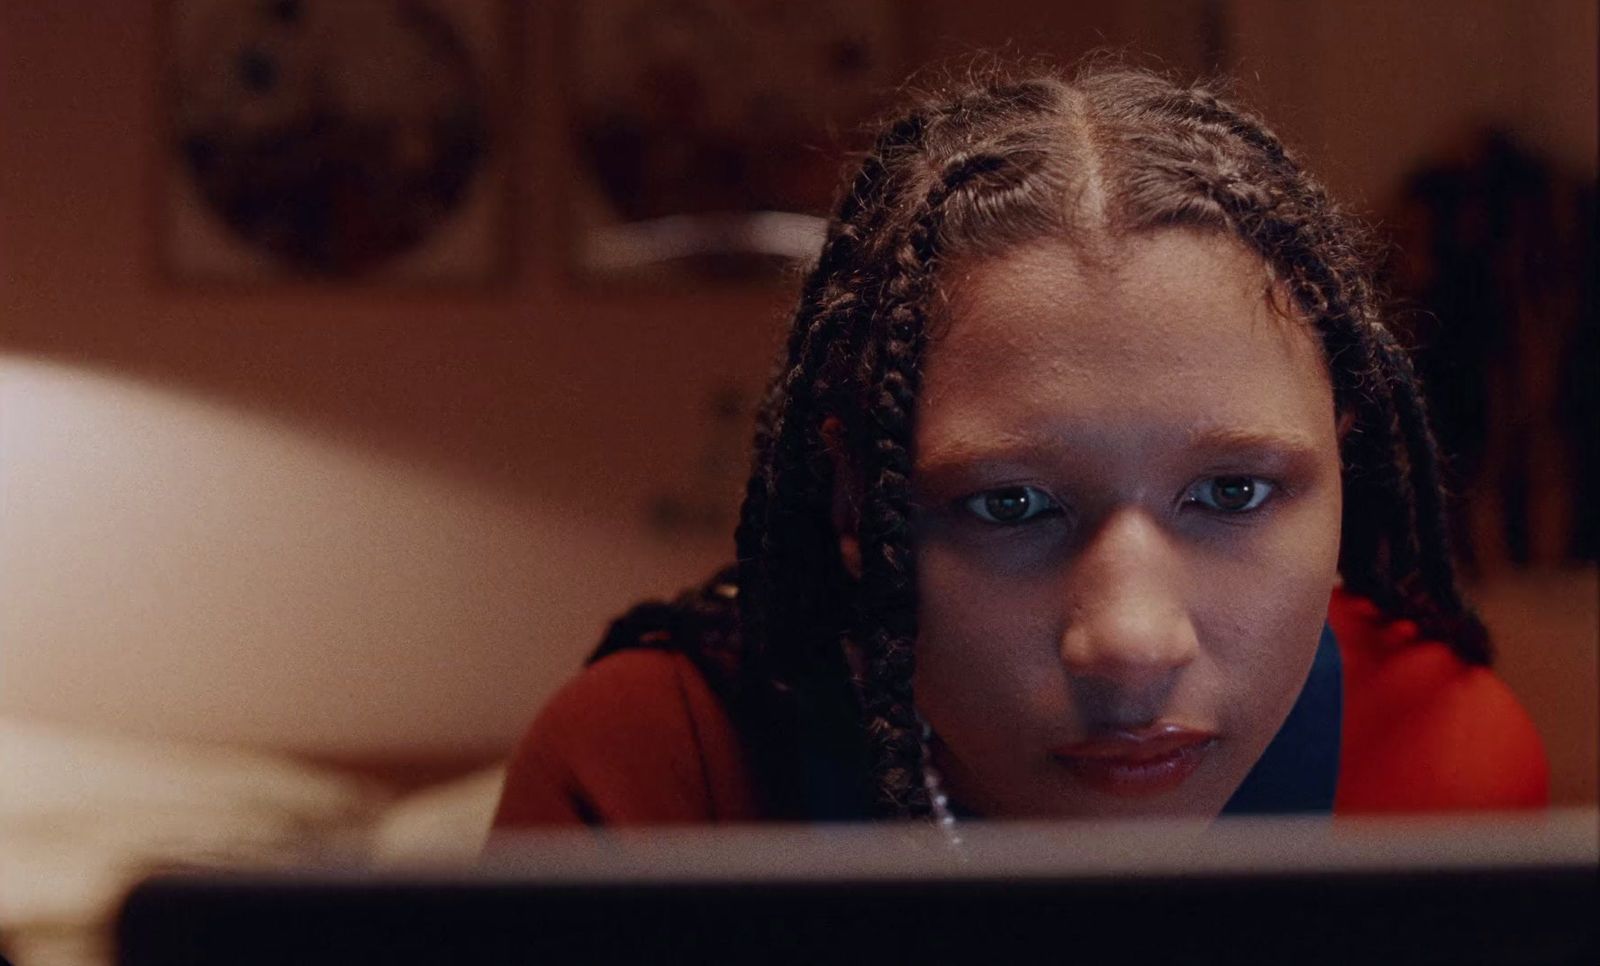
left=912, top=542, right=1066, bottom=729
left=1194, top=493, right=1343, bottom=730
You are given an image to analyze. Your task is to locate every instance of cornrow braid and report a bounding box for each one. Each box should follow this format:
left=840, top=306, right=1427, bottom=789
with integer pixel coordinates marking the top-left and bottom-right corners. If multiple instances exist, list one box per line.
left=1369, top=325, right=1491, bottom=662
left=850, top=164, right=974, bottom=814
left=734, top=106, right=945, bottom=691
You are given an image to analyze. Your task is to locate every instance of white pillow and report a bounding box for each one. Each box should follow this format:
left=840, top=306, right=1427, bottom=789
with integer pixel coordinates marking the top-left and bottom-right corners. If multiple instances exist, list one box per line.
left=0, top=717, right=386, bottom=963
left=368, top=765, right=507, bottom=866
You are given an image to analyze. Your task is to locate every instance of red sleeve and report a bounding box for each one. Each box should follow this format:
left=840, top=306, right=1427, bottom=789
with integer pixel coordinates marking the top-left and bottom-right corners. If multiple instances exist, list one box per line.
left=1330, top=590, right=1550, bottom=814
left=490, top=649, right=762, bottom=830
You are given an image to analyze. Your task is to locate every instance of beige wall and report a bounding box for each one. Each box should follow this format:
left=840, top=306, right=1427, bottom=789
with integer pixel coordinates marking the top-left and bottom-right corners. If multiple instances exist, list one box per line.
left=2, top=2, right=1594, bottom=794
left=1231, top=0, right=1598, bottom=206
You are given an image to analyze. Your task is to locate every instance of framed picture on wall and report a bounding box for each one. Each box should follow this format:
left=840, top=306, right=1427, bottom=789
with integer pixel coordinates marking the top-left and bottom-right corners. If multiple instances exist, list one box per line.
left=158, top=0, right=515, bottom=286
left=561, top=0, right=913, bottom=285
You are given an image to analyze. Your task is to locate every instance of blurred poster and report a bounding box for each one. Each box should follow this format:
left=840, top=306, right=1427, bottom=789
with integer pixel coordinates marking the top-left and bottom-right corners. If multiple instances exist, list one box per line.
left=564, top=0, right=910, bottom=283
left=162, top=0, right=513, bottom=285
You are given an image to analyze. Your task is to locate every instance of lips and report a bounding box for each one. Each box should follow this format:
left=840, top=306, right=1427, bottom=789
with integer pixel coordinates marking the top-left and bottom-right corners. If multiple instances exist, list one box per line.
left=1049, top=723, right=1218, bottom=798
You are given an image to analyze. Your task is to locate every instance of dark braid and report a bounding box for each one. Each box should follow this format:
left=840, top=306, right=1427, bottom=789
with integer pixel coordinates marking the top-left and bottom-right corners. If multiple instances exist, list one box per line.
left=1370, top=326, right=1492, bottom=662
left=850, top=179, right=946, bottom=813
left=605, top=63, right=1493, bottom=823
left=733, top=108, right=941, bottom=694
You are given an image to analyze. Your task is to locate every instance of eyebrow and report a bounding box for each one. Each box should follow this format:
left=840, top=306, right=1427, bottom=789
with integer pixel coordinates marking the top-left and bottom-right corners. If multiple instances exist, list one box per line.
left=915, top=426, right=1325, bottom=481
left=1182, top=426, right=1324, bottom=458
left=914, top=434, right=1047, bottom=480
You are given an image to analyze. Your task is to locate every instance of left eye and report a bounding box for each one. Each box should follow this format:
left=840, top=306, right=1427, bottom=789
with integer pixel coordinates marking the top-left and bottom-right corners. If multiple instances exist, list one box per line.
left=963, top=485, right=1060, bottom=525
left=1186, top=476, right=1275, bottom=513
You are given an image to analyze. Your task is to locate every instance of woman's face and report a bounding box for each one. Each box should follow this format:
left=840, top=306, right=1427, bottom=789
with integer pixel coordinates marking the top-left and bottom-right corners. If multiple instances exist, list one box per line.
left=909, top=230, right=1343, bottom=819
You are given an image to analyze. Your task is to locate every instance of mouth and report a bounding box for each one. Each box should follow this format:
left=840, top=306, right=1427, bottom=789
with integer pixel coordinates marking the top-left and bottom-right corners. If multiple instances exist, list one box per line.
left=1049, top=723, right=1218, bottom=799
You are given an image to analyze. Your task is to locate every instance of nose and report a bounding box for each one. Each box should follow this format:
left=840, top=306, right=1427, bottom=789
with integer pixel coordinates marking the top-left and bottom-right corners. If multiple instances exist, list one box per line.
left=1058, top=509, right=1200, bottom=689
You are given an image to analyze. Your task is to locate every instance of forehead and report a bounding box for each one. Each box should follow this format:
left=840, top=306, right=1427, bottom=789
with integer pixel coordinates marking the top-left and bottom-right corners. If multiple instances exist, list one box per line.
left=919, top=231, right=1335, bottom=456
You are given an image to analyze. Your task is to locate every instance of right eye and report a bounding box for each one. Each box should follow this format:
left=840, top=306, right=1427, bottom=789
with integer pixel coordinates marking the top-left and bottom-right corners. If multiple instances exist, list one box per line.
left=962, top=486, right=1060, bottom=525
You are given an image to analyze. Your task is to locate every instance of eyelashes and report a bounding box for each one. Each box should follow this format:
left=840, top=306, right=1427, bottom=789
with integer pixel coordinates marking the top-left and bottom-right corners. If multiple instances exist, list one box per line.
left=962, top=485, right=1062, bottom=525
left=1183, top=476, right=1276, bottom=513
left=958, top=476, right=1280, bottom=527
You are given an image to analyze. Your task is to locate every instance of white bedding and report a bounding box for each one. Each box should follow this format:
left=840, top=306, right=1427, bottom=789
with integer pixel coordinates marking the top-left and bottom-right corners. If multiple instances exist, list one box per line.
left=0, top=717, right=504, bottom=966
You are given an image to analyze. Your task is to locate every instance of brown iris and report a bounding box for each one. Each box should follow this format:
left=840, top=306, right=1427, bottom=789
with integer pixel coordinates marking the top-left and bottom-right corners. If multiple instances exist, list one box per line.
left=1208, top=476, right=1257, bottom=511
left=984, top=487, right=1034, bottom=522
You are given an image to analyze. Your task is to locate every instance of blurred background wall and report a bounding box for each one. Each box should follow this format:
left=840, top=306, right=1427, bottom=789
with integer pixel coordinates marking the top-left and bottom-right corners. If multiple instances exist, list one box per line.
left=1, top=0, right=1594, bottom=801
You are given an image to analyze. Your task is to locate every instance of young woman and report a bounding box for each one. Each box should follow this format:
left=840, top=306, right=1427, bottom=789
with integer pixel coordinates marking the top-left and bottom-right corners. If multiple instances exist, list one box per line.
left=493, top=65, right=1547, bottom=831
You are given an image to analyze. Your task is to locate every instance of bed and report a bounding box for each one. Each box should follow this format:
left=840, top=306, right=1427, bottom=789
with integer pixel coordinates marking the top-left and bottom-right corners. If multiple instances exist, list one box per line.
left=0, top=717, right=506, bottom=966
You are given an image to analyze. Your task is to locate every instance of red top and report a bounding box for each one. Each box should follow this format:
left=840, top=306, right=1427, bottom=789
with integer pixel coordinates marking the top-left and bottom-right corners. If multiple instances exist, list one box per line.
left=493, top=589, right=1548, bottom=829
left=1327, top=588, right=1547, bottom=813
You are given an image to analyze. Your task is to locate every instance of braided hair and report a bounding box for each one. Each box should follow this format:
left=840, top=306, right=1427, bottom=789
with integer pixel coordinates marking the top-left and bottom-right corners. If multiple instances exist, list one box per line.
left=601, top=64, right=1490, bottom=821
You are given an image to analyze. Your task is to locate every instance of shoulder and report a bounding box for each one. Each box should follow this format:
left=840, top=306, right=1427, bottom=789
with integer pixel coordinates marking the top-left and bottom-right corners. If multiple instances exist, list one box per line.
left=1330, top=589, right=1549, bottom=813
left=491, top=649, right=762, bottom=829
